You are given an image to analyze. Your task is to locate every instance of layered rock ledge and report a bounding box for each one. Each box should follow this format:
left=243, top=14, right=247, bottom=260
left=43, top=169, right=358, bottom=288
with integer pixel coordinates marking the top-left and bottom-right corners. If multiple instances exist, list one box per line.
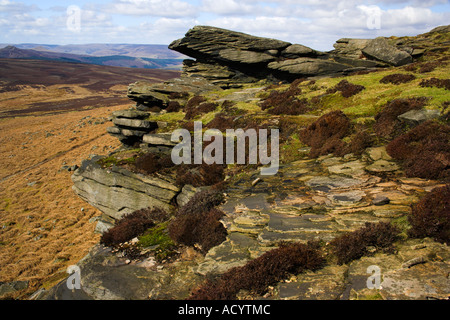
left=41, top=25, right=450, bottom=301
left=168, top=26, right=418, bottom=87
left=71, top=157, right=180, bottom=221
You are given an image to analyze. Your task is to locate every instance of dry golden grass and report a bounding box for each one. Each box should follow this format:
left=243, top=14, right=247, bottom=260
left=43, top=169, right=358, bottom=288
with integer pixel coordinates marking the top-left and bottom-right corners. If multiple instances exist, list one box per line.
left=0, top=59, right=180, bottom=299
left=0, top=100, right=126, bottom=298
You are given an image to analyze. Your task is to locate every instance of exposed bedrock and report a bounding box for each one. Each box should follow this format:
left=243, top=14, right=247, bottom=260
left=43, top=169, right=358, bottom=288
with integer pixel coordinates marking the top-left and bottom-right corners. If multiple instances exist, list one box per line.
left=71, top=157, right=180, bottom=221
left=168, top=25, right=414, bottom=86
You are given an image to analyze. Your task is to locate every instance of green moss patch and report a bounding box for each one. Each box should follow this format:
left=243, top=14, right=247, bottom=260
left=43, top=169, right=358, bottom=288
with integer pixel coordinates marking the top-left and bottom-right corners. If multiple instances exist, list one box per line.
left=138, top=221, right=177, bottom=261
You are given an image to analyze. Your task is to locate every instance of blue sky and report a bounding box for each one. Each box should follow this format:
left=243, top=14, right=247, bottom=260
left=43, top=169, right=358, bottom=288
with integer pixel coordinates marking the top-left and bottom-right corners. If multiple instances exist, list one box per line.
left=1, top=0, right=449, bottom=50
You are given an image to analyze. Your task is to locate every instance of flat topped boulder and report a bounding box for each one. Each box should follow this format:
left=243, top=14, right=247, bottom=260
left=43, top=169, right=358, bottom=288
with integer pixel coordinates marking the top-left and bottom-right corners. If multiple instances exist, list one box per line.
left=127, top=81, right=170, bottom=105
left=282, top=44, right=323, bottom=58
left=127, top=77, right=220, bottom=104
left=268, top=58, right=349, bottom=77
left=362, top=37, right=413, bottom=66
left=169, top=25, right=291, bottom=64
left=112, top=109, right=149, bottom=119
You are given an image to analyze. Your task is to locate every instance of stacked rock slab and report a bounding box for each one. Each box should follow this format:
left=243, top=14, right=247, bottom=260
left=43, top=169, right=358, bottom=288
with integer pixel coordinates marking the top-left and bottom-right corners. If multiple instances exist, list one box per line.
left=168, top=26, right=415, bottom=86
left=107, top=109, right=156, bottom=146
left=108, top=76, right=222, bottom=147
left=127, top=76, right=219, bottom=110
left=77, top=76, right=219, bottom=228
left=71, top=156, right=180, bottom=221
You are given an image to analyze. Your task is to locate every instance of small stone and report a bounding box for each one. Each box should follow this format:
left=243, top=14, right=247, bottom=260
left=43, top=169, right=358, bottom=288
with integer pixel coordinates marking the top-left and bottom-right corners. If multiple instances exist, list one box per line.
left=252, top=178, right=261, bottom=186
left=402, top=256, right=427, bottom=269
left=366, top=146, right=392, bottom=161
left=372, top=195, right=390, bottom=206
left=365, top=160, right=399, bottom=173
left=88, top=216, right=100, bottom=223
left=366, top=246, right=377, bottom=253
left=327, top=160, right=365, bottom=176
left=327, top=190, right=366, bottom=204
left=398, top=109, right=440, bottom=125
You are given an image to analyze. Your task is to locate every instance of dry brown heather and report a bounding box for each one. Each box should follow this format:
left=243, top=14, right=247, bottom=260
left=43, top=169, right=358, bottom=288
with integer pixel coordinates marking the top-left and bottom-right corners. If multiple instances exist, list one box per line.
left=0, top=59, right=180, bottom=298
left=0, top=105, right=125, bottom=297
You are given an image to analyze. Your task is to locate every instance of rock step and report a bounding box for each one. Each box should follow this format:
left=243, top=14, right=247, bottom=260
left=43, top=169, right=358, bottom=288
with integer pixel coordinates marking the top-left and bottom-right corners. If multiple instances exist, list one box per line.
left=142, top=133, right=179, bottom=146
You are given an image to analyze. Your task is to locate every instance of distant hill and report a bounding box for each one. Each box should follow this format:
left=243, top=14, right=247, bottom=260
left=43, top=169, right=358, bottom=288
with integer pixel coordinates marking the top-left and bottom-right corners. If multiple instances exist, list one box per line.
left=0, top=44, right=185, bottom=70
left=0, top=58, right=181, bottom=117
left=0, top=58, right=180, bottom=88
left=2, top=43, right=185, bottom=59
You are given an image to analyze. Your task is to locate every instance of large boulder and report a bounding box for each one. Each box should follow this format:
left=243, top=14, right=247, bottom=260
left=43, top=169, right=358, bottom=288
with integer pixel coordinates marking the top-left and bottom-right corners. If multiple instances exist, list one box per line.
left=281, top=44, right=323, bottom=58
left=128, top=76, right=220, bottom=105
left=182, top=59, right=259, bottom=87
left=71, top=158, right=180, bottom=220
left=127, top=81, right=170, bottom=106
left=169, top=25, right=291, bottom=65
left=169, top=26, right=399, bottom=83
left=362, top=37, right=413, bottom=66
left=332, top=38, right=372, bottom=59
left=268, top=58, right=350, bottom=78
left=107, top=109, right=158, bottom=146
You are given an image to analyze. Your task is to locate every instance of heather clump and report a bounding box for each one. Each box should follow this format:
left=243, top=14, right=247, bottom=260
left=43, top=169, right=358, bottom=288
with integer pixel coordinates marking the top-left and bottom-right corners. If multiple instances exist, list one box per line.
left=300, top=110, right=352, bottom=158
left=330, top=222, right=401, bottom=265
left=419, top=77, right=450, bottom=90
left=408, top=185, right=450, bottom=244
left=260, top=80, right=309, bottom=115
left=134, top=152, right=174, bottom=175
left=100, top=208, right=169, bottom=247
left=184, top=95, right=218, bottom=119
left=379, top=73, right=416, bottom=85
left=189, top=241, right=324, bottom=300
left=168, top=190, right=227, bottom=254
left=386, top=120, right=450, bottom=181
left=326, top=80, right=365, bottom=98
left=374, top=97, right=428, bottom=138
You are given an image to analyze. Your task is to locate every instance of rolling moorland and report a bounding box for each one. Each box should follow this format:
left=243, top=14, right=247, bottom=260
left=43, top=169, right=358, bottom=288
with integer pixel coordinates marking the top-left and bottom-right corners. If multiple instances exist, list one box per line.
left=1, top=25, right=449, bottom=300
left=0, top=60, right=180, bottom=299
left=0, top=44, right=186, bottom=70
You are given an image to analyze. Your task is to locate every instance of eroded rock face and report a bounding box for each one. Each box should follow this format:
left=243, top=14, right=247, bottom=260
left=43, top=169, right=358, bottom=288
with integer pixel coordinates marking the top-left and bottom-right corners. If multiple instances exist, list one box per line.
left=61, top=25, right=448, bottom=301
left=58, top=153, right=448, bottom=301
left=168, top=25, right=415, bottom=85
left=127, top=76, right=219, bottom=108
left=71, top=157, right=180, bottom=220
left=362, top=37, right=413, bottom=66
left=169, top=26, right=291, bottom=64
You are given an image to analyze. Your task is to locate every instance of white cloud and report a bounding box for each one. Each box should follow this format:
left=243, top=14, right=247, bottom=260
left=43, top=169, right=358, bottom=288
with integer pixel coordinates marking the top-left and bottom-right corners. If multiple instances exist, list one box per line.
left=201, top=0, right=258, bottom=16
left=106, top=0, right=197, bottom=18
left=0, top=0, right=448, bottom=48
left=202, top=2, right=450, bottom=51
left=139, top=17, right=200, bottom=43
left=0, top=0, right=38, bottom=13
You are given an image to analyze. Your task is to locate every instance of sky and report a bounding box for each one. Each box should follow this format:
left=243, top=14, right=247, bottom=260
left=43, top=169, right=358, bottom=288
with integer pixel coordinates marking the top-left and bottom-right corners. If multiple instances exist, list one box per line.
left=0, top=0, right=449, bottom=51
